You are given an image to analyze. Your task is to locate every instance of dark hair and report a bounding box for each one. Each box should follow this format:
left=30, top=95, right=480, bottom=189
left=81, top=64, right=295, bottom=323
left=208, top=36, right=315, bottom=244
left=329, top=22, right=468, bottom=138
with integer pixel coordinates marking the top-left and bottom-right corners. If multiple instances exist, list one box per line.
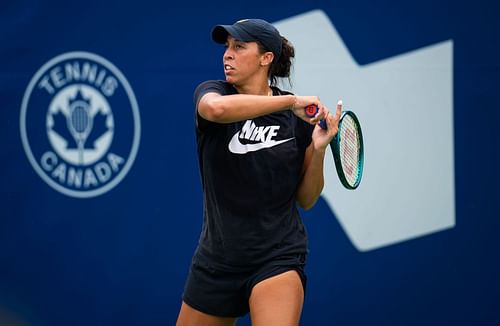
left=258, top=36, right=295, bottom=87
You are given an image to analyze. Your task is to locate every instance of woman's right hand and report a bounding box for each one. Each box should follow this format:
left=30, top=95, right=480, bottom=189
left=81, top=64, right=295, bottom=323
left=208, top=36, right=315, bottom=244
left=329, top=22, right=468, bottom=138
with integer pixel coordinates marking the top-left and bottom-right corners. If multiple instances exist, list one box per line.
left=290, top=95, right=328, bottom=125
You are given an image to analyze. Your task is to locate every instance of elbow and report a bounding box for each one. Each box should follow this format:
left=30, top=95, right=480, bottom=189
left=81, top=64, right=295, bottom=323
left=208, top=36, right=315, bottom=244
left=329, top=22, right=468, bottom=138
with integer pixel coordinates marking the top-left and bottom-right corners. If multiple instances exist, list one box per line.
left=297, top=197, right=318, bottom=211
left=199, top=98, right=226, bottom=122
left=296, top=180, right=323, bottom=211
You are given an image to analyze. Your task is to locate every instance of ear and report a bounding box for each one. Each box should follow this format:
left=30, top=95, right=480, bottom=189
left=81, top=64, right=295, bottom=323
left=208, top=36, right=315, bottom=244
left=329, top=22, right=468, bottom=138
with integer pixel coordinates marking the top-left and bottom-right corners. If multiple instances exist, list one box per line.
left=260, top=52, right=274, bottom=66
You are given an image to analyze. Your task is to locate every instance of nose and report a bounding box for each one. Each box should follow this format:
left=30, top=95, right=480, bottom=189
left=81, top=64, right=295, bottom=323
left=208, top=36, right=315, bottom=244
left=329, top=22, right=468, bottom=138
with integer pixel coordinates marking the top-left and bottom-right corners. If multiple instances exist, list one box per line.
left=224, top=48, right=234, bottom=61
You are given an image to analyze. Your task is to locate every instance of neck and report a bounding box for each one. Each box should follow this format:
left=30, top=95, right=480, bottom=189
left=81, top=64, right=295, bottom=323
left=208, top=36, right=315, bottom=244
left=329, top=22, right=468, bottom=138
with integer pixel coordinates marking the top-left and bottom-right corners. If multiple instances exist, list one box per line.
left=234, top=83, right=272, bottom=96
left=233, top=73, right=272, bottom=96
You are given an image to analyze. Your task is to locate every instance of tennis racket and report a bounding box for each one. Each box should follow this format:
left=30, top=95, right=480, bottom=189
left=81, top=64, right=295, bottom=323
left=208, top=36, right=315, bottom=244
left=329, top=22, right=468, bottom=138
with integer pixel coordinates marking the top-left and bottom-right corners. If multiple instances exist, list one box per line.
left=305, top=104, right=364, bottom=190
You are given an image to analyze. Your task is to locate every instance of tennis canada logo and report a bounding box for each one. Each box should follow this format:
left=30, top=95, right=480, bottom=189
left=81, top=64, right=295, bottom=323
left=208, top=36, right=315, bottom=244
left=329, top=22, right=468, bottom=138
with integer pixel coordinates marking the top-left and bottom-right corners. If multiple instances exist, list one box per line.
left=20, top=51, right=141, bottom=198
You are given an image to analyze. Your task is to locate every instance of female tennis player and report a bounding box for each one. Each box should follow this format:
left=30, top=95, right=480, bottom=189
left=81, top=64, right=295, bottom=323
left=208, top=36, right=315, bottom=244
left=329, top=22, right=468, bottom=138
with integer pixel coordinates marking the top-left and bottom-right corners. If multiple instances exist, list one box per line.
left=177, top=18, right=341, bottom=326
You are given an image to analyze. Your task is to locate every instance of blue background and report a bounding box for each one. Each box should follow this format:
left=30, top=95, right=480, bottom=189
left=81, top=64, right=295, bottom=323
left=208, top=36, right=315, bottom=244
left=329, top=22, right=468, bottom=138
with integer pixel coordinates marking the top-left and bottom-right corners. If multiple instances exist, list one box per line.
left=1, top=0, right=499, bottom=325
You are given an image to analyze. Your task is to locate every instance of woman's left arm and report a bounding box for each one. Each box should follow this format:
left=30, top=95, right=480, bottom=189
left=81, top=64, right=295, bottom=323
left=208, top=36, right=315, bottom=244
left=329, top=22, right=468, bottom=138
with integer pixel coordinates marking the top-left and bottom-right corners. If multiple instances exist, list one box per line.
left=296, top=101, right=342, bottom=210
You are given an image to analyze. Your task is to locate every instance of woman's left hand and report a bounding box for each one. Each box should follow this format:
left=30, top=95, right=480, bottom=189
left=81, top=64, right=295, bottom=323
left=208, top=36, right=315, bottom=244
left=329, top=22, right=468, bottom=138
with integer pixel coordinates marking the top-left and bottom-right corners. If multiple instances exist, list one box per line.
left=311, top=100, right=342, bottom=151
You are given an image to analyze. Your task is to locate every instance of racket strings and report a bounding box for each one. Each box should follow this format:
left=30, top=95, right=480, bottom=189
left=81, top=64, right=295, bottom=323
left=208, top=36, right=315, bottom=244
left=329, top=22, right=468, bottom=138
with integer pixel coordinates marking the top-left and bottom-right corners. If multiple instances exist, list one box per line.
left=71, top=106, right=90, bottom=133
left=339, top=115, right=361, bottom=186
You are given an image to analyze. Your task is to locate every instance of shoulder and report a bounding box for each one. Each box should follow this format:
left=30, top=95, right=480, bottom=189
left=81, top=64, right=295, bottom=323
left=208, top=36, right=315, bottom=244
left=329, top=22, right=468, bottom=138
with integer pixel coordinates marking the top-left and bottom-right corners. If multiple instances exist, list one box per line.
left=194, top=81, right=236, bottom=132
left=194, top=80, right=237, bottom=99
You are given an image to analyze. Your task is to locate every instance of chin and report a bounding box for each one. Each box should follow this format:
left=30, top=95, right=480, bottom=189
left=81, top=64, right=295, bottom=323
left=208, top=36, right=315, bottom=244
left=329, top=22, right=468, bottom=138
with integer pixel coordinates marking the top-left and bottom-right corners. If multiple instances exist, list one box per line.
left=225, top=75, right=237, bottom=85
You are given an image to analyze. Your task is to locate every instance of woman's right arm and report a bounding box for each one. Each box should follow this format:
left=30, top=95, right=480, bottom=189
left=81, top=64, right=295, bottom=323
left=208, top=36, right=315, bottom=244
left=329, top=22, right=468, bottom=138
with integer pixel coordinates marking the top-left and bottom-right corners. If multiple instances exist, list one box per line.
left=198, top=92, right=327, bottom=124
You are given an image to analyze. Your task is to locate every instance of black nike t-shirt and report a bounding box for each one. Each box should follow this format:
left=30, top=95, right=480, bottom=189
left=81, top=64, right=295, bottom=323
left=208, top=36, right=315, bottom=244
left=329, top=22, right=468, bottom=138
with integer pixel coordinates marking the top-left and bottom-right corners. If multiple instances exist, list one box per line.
left=193, top=80, right=314, bottom=267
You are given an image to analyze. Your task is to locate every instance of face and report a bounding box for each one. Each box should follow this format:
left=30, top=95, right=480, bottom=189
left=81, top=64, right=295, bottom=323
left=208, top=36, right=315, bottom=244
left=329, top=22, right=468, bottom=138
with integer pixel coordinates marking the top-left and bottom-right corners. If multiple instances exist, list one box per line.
left=223, top=36, right=273, bottom=86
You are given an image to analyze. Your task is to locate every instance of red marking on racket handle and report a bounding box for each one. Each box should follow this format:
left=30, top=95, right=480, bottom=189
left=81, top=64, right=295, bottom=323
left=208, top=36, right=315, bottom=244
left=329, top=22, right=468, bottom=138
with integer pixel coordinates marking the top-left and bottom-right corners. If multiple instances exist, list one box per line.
left=304, top=105, right=327, bottom=129
left=305, top=105, right=317, bottom=117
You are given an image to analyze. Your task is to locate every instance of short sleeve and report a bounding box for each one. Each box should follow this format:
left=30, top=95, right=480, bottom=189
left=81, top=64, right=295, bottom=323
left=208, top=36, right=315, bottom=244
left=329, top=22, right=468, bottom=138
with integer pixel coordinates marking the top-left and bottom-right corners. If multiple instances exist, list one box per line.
left=193, top=80, right=228, bottom=107
left=193, top=80, right=235, bottom=132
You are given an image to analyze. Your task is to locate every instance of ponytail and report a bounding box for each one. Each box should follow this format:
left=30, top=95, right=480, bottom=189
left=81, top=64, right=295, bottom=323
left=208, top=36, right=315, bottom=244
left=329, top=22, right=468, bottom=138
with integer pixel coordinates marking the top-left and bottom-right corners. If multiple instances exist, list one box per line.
left=258, top=36, right=295, bottom=87
left=269, top=36, right=294, bottom=86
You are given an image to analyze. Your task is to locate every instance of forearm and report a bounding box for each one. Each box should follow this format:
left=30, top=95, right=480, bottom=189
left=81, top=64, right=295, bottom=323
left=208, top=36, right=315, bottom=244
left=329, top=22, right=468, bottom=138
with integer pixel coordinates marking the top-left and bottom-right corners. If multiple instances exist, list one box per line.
left=296, top=147, right=327, bottom=210
left=201, top=94, right=296, bottom=123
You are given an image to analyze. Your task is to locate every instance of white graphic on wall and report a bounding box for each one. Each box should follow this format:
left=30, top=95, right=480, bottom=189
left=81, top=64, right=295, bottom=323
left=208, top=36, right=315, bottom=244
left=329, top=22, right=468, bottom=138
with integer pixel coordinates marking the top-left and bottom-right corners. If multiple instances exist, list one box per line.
left=275, top=10, right=455, bottom=251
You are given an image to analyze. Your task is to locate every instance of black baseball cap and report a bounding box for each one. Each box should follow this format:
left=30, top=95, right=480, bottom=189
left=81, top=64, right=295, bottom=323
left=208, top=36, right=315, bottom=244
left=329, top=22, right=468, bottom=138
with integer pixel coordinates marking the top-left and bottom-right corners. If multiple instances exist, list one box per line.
left=211, top=19, right=283, bottom=60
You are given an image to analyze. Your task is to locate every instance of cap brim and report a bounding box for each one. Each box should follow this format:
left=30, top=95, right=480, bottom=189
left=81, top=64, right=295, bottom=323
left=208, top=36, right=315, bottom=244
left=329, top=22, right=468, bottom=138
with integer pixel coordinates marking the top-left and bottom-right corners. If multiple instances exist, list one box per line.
left=211, top=24, right=255, bottom=44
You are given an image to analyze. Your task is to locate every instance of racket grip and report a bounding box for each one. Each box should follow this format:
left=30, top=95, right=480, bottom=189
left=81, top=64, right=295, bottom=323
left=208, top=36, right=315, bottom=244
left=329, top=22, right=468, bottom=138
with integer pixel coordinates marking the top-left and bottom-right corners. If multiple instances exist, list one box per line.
left=304, top=105, right=327, bottom=129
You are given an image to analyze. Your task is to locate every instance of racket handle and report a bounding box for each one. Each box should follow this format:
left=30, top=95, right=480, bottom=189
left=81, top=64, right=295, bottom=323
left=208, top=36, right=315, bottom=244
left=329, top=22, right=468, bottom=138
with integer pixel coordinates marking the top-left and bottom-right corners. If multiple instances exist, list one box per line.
left=305, top=105, right=327, bottom=129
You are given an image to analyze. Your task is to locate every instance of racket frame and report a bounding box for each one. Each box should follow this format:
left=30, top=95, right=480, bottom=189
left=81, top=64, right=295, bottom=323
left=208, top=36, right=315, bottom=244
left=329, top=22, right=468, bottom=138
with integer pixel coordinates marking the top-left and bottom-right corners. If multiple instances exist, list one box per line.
left=331, top=111, right=364, bottom=190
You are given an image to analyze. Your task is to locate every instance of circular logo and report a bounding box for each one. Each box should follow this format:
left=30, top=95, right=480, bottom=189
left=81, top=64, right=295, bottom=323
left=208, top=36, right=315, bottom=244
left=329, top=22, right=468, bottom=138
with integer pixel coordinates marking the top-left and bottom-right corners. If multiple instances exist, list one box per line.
left=20, top=51, right=141, bottom=198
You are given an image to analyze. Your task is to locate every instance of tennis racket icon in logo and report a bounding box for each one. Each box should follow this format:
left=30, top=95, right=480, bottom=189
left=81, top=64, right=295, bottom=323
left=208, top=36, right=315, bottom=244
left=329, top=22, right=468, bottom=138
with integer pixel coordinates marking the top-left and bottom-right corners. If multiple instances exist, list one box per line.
left=47, top=85, right=114, bottom=167
left=67, top=89, right=96, bottom=164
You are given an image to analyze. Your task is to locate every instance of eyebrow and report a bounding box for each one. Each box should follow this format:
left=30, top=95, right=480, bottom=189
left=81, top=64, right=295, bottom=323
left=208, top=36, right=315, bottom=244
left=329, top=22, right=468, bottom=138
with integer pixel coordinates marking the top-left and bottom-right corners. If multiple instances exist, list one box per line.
left=227, top=36, right=247, bottom=43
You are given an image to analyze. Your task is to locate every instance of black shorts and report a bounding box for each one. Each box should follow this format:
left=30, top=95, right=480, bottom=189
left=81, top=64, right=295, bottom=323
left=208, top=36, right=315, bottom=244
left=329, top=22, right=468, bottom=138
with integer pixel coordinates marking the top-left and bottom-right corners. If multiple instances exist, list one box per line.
left=181, top=251, right=307, bottom=318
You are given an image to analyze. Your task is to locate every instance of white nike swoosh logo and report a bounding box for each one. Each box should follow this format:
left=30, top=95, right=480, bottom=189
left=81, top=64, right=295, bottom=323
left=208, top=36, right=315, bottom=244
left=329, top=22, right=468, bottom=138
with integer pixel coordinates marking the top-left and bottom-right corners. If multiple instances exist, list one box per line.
left=228, top=132, right=295, bottom=154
